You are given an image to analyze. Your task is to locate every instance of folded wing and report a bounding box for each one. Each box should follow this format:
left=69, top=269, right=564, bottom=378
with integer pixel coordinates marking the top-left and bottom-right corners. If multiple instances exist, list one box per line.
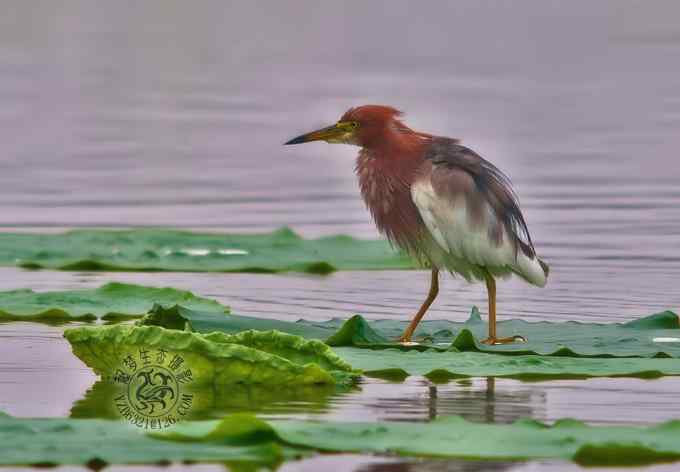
left=411, top=138, right=548, bottom=286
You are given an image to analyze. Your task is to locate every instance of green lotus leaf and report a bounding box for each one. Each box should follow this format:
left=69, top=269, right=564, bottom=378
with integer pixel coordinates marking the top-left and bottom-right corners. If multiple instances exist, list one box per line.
left=0, top=412, right=306, bottom=467
left=64, top=324, right=358, bottom=387
left=333, top=347, right=680, bottom=381
left=156, top=414, right=680, bottom=466
left=0, top=282, right=229, bottom=322
left=141, top=304, right=335, bottom=339
left=141, top=304, right=680, bottom=358
left=4, top=411, right=680, bottom=466
left=135, top=306, right=680, bottom=380
left=273, top=416, right=680, bottom=465
left=0, top=227, right=413, bottom=273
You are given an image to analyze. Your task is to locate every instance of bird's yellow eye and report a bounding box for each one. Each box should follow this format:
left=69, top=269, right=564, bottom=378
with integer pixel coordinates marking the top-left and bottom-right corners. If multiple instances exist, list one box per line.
left=337, top=121, right=359, bottom=131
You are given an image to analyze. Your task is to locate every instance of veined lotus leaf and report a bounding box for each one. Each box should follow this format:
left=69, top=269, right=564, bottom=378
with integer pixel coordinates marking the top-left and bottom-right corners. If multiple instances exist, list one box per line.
left=141, top=304, right=336, bottom=339
left=4, top=412, right=680, bottom=466
left=64, top=324, right=358, bottom=387
left=333, top=347, right=680, bottom=381
left=141, top=305, right=680, bottom=358
left=0, top=282, right=229, bottom=322
left=156, top=414, right=680, bottom=466
left=137, top=306, right=680, bottom=380
left=0, top=412, right=306, bottom=467
left=0, top=227, right=413, bottom=273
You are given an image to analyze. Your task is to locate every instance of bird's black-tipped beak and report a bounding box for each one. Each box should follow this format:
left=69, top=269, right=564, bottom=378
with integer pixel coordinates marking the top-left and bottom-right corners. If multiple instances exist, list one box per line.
left=284, top=124, right=348, bottom=145
left=284, top=134, right=311, bottom=145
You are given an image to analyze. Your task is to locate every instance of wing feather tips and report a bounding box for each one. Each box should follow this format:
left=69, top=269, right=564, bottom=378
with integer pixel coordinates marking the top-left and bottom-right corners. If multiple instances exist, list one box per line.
left=515, top=253, right=549, bottom=287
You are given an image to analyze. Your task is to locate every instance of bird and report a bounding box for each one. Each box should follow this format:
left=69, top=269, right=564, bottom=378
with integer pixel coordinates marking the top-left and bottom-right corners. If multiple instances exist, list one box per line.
left=285, top=105, right=548, bottom=345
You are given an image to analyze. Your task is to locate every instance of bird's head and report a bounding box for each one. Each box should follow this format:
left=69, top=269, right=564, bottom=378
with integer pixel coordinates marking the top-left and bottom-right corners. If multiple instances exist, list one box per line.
left=285, top=105, right=405, bottom=148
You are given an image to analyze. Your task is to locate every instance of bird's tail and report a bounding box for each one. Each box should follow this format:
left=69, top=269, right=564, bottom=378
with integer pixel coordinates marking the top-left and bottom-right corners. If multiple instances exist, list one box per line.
left=515, top=253, right=549, bottom=287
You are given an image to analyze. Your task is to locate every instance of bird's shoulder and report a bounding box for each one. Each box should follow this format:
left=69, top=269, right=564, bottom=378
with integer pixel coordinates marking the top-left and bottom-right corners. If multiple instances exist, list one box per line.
left=420, top=137, right=513, bottom=197
left=421, top=137, right=486, bottom=175
left=417, top=137, right=507, bottom=200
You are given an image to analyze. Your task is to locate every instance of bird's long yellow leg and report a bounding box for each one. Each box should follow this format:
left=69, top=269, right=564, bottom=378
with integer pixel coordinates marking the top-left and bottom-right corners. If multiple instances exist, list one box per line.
left=481, top=273, right=526, bottom=345
left=399, top=269, right=439, bottom=343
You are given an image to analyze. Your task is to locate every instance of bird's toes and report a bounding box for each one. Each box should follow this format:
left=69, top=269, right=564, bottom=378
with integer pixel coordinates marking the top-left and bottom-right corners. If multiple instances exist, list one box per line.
left=398, top=332, right=420, bottom=345
left=481, top=335, right=527, bottom=345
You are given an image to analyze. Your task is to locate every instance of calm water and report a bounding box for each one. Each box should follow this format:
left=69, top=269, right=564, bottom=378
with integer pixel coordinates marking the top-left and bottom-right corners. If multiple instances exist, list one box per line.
left=1, top=1, right=680, bottom=471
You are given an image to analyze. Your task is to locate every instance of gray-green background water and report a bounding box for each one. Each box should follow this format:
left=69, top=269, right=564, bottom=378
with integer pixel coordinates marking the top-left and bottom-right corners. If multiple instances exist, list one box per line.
left=1, top=1, right=680, bottom=471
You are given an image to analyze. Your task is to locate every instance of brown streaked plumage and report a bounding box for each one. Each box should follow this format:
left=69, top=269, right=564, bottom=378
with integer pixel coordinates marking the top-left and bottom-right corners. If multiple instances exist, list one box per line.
left=285, top=105, right=549, bottom=344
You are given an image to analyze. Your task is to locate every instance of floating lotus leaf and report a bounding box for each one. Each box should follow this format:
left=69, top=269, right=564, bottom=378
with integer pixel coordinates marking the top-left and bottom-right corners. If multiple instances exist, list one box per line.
left=142, top=304, right=680, bottom=358
left=0, top=227, right=413, bottom=273
left=4, top=411, right=680, bottom=466
left=0, top=282, right=229, bottom=322
left=64, top=324, right=358, bottom=387
left=134, top=306, right=680, bottom=380
left=0, top=412, right=305, bottom=467
left=158, top=414, right=680, bottom=466
left=333, top=347, right=680, bottom=381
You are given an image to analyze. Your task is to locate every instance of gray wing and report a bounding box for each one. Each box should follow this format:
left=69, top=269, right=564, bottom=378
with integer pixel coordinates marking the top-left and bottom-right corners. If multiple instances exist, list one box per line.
left=424, top=137, right=536, bottom=259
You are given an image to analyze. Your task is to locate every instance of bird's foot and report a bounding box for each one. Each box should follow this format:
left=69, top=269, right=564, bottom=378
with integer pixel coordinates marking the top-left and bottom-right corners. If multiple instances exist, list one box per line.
left=398, top=330, right=417, bottom=345
left=480, top=335, right=527, bottom=345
